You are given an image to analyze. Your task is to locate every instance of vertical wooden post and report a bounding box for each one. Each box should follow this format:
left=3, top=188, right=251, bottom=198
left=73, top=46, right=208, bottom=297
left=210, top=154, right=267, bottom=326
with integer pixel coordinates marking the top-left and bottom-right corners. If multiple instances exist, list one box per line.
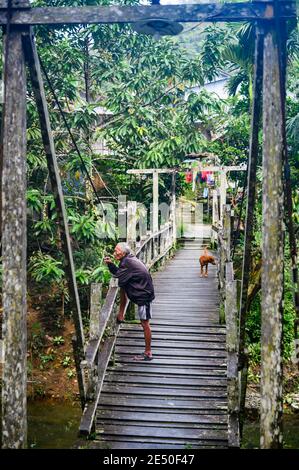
left=23, top=33, right=86, bottom=408
left=152, top=170, right=159, bottom=234
left=171, top=172, right=176, bottom=245
left=1, top=28, right=27, bottom=449
left=127, top=200, right=137, bottom=252
left=238, top=24, right=264, bottom=438
left=84, top=283, right=102, bottom=402
left=89, top=283, right=102, bottom=341
left=211, top=189, right=218, bottom=246
left=223, top=204, right=231, bottom=262
left=219, top=172, right=227, bottom=222
left=260, top=23, right=284, bottom=449
left=225, top=262, right=240, bottom=448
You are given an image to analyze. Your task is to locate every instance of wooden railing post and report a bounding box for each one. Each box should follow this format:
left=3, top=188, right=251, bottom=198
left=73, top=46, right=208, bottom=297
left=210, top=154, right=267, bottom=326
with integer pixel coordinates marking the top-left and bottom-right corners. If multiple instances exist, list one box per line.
left=211, top=189, right=218, bottom=247
left=89, top=283, right=102, bottom=341
left=153, top=170, right=159, bottom=234
left=81, top=283, right=102, bottom=404
left=225, top=262, right=240, bottom=448
left=223, top=204, right=231, bottom=262
left=127, top=200, right=137, bottom=252
left=171, top=172, right=176, bottom=245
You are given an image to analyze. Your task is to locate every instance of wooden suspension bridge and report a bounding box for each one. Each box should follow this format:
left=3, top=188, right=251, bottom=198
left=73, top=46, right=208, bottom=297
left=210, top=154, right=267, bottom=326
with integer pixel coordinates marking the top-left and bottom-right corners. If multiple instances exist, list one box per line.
left=0, top=0, right=298, bottom=450
left=89, top=239, right=228, bottom=450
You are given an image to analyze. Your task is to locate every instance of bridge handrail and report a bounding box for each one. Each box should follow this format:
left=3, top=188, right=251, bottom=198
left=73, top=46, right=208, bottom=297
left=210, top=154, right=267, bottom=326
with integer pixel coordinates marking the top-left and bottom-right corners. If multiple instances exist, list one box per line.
left=79, top=221, right=174, bottom=435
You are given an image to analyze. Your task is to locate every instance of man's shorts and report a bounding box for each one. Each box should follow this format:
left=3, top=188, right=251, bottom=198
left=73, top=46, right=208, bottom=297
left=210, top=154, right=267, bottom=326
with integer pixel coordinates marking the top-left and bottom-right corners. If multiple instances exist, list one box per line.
left=137, top=303, right=152, bottom=321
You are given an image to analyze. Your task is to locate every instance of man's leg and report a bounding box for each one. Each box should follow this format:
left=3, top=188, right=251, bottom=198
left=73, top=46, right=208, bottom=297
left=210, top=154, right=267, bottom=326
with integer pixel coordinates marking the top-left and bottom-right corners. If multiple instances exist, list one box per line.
left=117, top=288, right=127, bottom=322
left=141, top=320, right=152, bottom=358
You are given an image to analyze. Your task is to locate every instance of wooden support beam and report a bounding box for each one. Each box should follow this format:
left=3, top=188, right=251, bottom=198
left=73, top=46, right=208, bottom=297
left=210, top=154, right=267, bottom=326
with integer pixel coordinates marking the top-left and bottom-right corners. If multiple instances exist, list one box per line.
left=0, top=3, right=296, bottom=26
left=197, top=165, right=247, bottom=173
left=1, top=27, right=27, bottom=449
left=23, top=31, right=86, bottom=408
left=260, top=22, right=284, bottom=449
left=238, top=25, right=264, bottom=439
left=127, top=168, right=175, bottom=175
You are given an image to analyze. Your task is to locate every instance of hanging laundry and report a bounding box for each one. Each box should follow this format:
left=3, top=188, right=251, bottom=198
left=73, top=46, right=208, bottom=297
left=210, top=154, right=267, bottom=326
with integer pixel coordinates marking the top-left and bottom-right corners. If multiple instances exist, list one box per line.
left=201, top=170, right=209, bottom=182
left=195, top=171, right=201, bottom=184
left=207, top=172, right=214, bottom=185
left=203, top=187, right=209, bottom=199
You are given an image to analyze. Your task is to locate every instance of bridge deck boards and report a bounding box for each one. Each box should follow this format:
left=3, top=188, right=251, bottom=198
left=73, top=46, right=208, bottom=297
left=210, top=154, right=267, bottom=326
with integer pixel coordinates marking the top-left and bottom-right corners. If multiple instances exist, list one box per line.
left=93, top=241, right=227, bottom=449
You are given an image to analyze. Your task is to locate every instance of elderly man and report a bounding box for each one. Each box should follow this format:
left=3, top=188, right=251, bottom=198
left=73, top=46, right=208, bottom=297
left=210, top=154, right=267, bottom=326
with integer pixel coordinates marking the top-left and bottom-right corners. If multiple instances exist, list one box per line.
left=104, top=242, right=155, bottom=361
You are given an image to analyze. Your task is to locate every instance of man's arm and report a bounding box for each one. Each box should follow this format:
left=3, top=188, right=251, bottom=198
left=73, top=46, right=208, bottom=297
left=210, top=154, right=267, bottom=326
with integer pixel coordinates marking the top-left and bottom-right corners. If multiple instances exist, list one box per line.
left=105, top=258, right=132, bottom=287
left=106, top=261, right=118, bottom=275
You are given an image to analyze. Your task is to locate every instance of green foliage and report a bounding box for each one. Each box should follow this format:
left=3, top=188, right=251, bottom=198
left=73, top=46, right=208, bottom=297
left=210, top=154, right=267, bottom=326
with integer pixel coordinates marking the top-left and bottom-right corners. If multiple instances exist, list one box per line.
left=62, top=355, right=72, bottom=368
left=53, top=336, right=65, bottom=346
left=39, top=353, right=55, bottom=366
left=29, top=252, right=65, bottom=284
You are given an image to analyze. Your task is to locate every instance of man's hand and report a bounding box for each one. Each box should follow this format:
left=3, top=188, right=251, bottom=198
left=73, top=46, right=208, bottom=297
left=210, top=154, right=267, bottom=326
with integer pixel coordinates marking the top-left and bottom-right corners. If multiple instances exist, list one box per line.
left=104, top=256, right=112, bottom=264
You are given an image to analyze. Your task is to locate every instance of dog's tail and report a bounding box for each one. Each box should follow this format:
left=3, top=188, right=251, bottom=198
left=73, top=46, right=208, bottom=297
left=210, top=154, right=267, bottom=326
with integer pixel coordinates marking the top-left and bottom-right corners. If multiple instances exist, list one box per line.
left=202, top=245, right=209, bottom=256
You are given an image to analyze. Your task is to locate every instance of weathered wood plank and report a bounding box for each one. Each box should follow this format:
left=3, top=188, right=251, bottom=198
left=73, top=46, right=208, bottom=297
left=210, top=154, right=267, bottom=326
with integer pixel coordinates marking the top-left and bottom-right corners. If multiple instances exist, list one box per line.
left=97, top=418, right=227, bottom=431
left=117, top=356, right=226, bottom=367
left=105, top=374, right=226, bottom=387
left=99, top=394, right=227, bottom=410
left=90, top=440, right=224, bottom=449
left=117, top=339, right=225, bottom=350
left=115, top=346, right=226, bottom=358
left=108, top=364, right=226, bottom=377
left=97, top=424, right=227, bottom=441
left=97, top=410, right=227, bottom=424
left=1, top=27, right=27, bottom=450
left=102, top=384, right=227, bottom=399
left=0, top=2, right=296, bottom=25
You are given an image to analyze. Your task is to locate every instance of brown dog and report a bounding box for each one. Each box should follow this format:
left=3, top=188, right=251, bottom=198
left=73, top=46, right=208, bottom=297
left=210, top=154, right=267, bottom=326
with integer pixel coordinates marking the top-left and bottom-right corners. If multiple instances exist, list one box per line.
left=199, top=247, right=216, bottom=277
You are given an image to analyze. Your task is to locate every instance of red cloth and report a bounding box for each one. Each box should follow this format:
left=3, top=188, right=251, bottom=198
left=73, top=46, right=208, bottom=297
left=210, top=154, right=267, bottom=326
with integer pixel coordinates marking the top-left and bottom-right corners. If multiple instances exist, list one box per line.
left=201, top=170, right=212, bottom=181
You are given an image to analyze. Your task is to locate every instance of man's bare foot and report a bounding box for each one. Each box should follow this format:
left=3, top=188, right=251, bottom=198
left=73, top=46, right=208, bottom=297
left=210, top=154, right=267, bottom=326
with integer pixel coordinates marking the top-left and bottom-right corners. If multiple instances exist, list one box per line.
left=133, top=353, right=153, bottom=361
left=116, top=315, right=125, bottom=323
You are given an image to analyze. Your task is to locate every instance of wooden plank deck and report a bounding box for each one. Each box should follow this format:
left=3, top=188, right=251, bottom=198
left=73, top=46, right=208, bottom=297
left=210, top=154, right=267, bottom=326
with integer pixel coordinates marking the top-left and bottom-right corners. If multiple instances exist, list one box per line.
left=92, top=240, right=227, bottom=449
